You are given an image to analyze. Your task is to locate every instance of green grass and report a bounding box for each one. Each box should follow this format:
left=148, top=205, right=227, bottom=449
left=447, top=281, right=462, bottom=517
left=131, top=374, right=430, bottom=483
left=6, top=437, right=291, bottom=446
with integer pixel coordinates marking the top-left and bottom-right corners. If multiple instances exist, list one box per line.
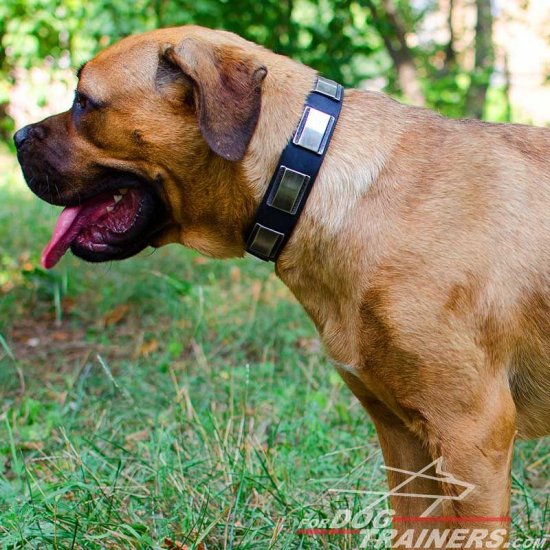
left=0, top=146, right=548, bottom=549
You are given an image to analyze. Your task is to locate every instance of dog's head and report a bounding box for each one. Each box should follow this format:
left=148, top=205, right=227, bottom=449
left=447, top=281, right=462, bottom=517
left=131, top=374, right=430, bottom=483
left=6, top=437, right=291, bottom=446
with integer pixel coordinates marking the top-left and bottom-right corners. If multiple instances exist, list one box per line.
left=15, top=26, right=312, bottom=268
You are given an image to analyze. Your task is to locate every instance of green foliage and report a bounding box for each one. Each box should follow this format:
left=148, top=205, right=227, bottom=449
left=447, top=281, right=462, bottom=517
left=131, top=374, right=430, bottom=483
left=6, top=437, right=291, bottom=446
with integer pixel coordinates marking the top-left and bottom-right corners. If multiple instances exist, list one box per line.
left=0, top=0, right=513, bottom=127
left=0, top=0, right=384, bottom=85
left=8, top=0, right=537, bottom=154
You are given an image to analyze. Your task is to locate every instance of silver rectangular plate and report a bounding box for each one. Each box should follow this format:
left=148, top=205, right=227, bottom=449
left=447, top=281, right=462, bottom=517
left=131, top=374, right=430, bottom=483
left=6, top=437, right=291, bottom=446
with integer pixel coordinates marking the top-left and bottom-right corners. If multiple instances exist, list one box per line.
left=314, top=77, right=342, bottom=100
left=292, top=107, right=335, bottom=155
left=267, top=166, right=310, bottom=214
left=247, top=224, right=284, bottom=259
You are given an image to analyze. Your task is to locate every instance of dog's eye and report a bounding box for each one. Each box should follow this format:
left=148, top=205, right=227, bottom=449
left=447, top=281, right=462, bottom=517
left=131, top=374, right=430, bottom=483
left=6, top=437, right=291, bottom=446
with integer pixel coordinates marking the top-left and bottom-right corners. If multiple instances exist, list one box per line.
left=74, top=90, right=89, bottom=111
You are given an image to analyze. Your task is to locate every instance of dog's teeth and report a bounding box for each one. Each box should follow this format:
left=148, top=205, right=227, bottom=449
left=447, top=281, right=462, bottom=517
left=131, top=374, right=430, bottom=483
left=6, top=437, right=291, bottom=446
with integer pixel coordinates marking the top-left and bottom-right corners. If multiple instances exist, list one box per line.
left=106, top=206, right=114, bottom=213
left=119, top=188, right=128, bottom=195
left=114, top=194, right=122, bottom=203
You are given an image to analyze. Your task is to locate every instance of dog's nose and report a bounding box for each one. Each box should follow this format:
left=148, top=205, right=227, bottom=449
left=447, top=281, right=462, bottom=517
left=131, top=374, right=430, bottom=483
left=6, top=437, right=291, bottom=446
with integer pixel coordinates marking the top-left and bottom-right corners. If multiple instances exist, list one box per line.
left=14, top=125, right=31, bottom=149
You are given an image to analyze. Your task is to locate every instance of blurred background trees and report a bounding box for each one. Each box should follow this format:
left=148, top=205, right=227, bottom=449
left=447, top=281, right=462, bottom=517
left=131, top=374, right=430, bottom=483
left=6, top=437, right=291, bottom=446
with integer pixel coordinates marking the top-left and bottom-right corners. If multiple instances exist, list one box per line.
left=0, top=0, right=549, bottom=143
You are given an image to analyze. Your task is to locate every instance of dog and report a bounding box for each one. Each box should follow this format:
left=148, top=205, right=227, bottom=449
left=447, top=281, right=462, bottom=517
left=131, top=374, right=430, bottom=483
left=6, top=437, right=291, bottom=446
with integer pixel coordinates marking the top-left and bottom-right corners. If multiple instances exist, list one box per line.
left=14, top=25, right=549, bottom=548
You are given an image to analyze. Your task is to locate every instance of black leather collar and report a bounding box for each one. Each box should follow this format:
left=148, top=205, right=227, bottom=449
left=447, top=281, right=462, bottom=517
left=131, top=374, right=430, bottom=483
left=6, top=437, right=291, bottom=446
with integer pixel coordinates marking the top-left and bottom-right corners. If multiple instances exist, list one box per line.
left=245, top=76, right=344, bottom=261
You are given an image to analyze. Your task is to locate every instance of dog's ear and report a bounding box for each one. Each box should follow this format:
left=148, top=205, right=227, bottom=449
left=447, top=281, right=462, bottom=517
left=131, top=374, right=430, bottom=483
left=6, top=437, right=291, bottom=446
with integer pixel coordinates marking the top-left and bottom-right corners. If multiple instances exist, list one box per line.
left=162, top=37, right=267, bottom=162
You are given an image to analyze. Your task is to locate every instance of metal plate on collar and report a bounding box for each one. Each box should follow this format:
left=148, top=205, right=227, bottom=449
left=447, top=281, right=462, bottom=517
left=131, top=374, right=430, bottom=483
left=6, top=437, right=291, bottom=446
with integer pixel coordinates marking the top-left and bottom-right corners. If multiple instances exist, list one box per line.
left=292, top=107, right=335, bottom=155
left=247, top=224, right=284, bottom=260
left=314, top=76, right=342, bottom=101
left=267, top=166, right=310, bottom=214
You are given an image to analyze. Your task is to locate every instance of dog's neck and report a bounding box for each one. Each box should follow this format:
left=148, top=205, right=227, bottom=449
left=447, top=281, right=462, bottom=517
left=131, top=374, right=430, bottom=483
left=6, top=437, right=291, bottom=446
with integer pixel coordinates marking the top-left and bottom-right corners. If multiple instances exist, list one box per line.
left=245, top=71, right=407, bottom=364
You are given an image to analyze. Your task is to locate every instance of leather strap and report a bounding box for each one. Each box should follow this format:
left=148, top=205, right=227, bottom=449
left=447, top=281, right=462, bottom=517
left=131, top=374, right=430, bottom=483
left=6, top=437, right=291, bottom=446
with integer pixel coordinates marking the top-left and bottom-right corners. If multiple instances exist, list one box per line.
left=245, top=76, right=344, bottom=261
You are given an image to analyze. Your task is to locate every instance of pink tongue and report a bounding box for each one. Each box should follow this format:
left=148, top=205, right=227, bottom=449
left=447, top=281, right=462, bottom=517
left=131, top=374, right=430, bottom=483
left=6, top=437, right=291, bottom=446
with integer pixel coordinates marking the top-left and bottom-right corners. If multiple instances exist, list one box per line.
left=41, top=206, right=85, bottom=269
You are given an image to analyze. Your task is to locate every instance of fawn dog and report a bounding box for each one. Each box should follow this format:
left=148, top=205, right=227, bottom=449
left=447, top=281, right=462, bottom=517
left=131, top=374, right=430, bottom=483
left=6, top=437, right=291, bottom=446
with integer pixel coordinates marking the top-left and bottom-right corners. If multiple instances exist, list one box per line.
left=15, top=26, right=549, bottom=548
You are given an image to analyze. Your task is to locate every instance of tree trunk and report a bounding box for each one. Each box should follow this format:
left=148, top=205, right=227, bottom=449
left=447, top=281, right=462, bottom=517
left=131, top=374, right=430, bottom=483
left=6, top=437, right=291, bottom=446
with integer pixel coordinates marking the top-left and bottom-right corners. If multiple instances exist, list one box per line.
left=465, top=0, right=494, bottom=119
left=503, top=52, right=512, bottom=122
left=362, top=0, right=425, bottom=106
left=444, top=0, right=456, bottom=71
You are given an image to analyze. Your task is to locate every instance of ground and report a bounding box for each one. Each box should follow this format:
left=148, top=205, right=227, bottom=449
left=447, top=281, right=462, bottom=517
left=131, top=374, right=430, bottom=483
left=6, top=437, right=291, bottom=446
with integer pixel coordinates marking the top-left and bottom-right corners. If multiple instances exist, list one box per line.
left=0, top=147, right=547, bottom=549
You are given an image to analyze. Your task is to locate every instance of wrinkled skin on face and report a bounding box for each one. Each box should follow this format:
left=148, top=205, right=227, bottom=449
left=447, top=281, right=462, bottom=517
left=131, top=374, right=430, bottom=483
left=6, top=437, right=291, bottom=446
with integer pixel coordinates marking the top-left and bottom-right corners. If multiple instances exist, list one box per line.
left=14, top=26, right=306, bottom=265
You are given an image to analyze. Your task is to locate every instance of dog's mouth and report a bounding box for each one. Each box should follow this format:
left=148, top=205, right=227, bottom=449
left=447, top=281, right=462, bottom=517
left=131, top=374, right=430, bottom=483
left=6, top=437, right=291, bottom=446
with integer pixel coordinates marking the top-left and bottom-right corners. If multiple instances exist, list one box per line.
left=41, top=185, right=165, bottom=269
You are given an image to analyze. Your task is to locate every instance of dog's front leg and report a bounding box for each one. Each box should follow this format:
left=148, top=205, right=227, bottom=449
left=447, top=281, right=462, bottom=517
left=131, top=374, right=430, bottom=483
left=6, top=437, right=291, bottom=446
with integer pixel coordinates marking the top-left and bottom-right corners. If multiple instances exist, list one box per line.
left=338, top=370, right=447, bottom=546
left=339, top=369, right=516, bottom=549
left=410, top=376, right=516, bottom=549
